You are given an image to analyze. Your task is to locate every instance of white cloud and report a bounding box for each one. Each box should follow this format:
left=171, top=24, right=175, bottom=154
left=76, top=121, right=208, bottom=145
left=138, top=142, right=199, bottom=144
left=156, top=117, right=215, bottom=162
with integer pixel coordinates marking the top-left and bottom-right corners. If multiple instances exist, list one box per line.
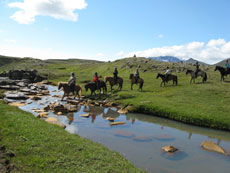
left=8, top=0, right=88, bottom=24
left=207, top=38, right=226, bottom=47
left=0, top=29, right=4, bottom=33
left=157, top=34, right=164, bottom=38
left=4, top=39, right=16, bottom=43
left=96, top=53, right=104, bottom=57
left=125, top=39, right=230, bottom=64
left=116, top=51, right=125, bottom=57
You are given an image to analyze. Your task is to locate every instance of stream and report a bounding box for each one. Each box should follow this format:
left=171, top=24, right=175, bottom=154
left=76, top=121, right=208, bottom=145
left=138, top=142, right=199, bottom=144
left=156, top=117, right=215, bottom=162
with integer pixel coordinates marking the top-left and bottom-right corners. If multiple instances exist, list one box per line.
left=16, top=85, right=230, bottom=173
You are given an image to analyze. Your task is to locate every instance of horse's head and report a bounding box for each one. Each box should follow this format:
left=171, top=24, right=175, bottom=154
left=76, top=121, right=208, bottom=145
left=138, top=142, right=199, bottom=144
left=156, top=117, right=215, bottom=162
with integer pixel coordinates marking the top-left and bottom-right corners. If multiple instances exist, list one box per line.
left=129, top=74, right=134, bottom=79
left=85, top=85, right=88, bottom=92
left=104, top=76, right=108, bottom=83
left=214, top=66, right=218, bottom=71
left=58, top=82, right=63, bottom=90
left=156, top=73, right=160, bottom=79
left=186, top=69, right=189, bottom=75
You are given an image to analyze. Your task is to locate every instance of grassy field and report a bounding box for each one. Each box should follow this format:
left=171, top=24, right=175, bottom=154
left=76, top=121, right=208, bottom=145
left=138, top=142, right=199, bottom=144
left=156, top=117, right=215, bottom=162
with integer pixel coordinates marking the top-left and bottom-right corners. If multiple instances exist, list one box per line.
left=0, top=101, right=144, bottom=172
left=1, top=56, right=230, bottom=131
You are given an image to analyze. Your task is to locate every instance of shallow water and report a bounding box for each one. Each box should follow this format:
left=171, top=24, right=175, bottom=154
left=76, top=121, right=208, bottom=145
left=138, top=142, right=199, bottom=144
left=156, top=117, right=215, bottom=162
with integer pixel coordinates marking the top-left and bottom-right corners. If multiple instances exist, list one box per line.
left=19, top=85, right=230, bottom=173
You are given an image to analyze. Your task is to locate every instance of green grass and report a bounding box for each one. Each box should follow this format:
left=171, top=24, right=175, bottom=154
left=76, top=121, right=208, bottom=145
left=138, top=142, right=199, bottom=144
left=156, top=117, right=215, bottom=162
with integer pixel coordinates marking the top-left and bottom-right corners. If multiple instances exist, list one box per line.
left=0, top=101, right=144, bottom=172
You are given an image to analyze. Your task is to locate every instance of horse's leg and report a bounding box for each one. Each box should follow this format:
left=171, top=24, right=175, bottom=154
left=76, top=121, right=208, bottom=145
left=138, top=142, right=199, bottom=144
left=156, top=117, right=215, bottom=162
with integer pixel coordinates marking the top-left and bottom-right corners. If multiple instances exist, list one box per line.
left=61, top=94, right=65, bottom=101
left=190, top=78, right=192, bottom=84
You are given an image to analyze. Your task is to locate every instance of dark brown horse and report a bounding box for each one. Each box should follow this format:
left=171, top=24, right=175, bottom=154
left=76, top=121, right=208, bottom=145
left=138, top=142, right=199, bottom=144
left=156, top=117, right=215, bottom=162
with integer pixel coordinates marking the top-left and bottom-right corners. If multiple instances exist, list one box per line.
left=129, top=74, right=144, bottom=91
left=104, top=76, right=123, bottom=91
left=156, top=73, right=178, bottom=87
left=186, top=69, right=207, bottom=84
left=85, top=80, right=107, bottom=96
left=214, top=66, right=230, bottom=81
left=58, top=82, right=82, bottom=101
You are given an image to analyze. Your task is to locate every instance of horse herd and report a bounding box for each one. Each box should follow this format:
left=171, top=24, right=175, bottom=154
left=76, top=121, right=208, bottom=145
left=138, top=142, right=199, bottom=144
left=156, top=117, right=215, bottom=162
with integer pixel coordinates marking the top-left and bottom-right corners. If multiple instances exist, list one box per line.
left=57, top=66, right=230, bottom=100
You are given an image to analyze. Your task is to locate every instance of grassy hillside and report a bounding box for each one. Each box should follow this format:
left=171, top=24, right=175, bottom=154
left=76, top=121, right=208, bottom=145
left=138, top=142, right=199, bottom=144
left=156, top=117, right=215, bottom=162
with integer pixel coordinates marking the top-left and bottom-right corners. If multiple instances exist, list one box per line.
left=1, top=55, right=230, bottom=130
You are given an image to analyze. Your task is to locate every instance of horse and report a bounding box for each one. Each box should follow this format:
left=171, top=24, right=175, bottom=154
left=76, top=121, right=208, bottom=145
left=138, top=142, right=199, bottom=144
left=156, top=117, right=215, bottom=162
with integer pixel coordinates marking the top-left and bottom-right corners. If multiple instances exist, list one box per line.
left=58, top=82, right=82, bottom=101
left=214, top=66, right=230, bottom=81
left=104, top=76, right=123, bottom=91
left=129, top=74, right=144, bottom=91
left=156, top=73, right=178, bottom=87
left=85, top=80, right=107, bottom=96
left=186, top=69, right=207, bottom=84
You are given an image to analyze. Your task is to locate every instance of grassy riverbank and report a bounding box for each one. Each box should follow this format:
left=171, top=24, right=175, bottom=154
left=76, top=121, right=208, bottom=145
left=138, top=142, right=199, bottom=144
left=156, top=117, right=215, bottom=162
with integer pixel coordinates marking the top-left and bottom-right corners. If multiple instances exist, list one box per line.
left=1, top=56, right=230, bottom=130
left=0, top=101, right=144, bottom=172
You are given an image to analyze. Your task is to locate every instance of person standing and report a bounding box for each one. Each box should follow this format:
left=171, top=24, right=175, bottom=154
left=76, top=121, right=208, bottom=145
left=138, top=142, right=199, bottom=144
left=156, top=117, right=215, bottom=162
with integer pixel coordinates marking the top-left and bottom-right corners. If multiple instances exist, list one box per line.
left=113, top=67, right=118, bottom=84
left=68, top=72, right=76, bottom=94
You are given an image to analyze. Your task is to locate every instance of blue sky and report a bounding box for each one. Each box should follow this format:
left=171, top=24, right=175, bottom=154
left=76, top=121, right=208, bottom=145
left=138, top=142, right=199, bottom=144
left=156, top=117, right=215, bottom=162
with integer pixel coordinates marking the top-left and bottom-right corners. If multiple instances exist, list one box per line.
left=0, top=0, right=230, bottom=64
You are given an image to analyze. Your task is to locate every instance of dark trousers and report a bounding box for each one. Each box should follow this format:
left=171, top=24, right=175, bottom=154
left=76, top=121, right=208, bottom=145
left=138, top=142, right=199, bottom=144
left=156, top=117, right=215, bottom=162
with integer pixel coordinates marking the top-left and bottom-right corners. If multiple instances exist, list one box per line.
left=69, top=84, right=75, bottom=94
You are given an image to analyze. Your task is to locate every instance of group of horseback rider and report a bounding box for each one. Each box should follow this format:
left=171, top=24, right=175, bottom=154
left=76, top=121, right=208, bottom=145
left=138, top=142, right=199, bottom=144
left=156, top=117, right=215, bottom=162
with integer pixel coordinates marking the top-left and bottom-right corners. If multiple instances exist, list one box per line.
left=67, top=59, right=230, bottom=92
left=67, top=67, right=140, bottom=93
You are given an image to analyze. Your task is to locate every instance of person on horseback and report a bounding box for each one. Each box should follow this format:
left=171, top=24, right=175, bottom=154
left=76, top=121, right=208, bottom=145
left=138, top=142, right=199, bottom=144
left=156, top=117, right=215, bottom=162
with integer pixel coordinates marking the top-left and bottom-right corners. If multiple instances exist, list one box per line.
left=68, top=72, right=76, bottom=94
left=93, top=72, right=99, bottom=90
left=113, top=67, right=118, bottom=84
left=134, top=69, right=139, bottom=84
left=165, top=67, right=171, bottom=81
left=225, top=60, right=229, bottom=72
left=194, top=61, right=200, bottom=77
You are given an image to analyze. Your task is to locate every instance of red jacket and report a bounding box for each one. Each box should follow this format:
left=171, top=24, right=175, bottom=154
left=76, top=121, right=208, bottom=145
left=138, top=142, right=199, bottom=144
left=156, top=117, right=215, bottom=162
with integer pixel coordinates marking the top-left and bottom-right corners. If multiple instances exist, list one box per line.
left=93, top=75, right=99, bottom=82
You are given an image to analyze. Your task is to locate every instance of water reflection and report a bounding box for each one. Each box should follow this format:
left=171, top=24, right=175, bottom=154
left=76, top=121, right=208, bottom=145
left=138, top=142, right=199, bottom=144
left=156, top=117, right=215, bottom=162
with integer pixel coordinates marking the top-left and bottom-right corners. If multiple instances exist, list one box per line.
left=18, top=85, right=230, bottom=173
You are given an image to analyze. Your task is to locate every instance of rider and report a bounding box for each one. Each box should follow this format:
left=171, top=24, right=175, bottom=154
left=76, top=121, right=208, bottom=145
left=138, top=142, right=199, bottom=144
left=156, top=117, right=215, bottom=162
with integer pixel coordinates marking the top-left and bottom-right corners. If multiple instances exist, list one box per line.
left=93, top=72, right=99, bottom=90
left=68, top=72, right=76, bottom=94
left=225, top=60, right=229, bottom=72
left=113, top=67, right=118, bottom=84
left=134, top=69, right=139, bottom=84
left=165, top=67, right=171, bottom=81
left=194, top=61, right=200, bottom=77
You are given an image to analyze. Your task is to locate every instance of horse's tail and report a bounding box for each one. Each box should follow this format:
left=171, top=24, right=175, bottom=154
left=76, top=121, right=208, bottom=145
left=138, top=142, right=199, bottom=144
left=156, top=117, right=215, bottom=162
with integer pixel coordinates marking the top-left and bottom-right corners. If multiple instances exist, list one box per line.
left=176, top=76, right=178, bottom=85
left=120, top=79, right=123, bottom=90
left=104, top=83, right=107, bottom=93
left=204, top=72, right=207, bottom=81
left=140, top=80, right=144, bottom=90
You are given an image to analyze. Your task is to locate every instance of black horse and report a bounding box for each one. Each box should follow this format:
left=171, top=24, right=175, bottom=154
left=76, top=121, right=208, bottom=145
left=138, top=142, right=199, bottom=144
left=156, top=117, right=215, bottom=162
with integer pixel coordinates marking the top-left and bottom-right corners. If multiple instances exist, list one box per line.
left=156, top=73, right=178, bottom=87
left=85, top=80, right=107, bottom=95
left=214, top=66, right=230, bottom=81
left=186, top=69, right=207, bottom=84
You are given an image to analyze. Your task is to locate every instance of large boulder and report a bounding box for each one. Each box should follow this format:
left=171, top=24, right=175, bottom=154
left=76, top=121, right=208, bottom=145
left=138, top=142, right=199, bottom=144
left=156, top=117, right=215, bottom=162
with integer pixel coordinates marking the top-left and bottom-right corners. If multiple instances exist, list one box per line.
left=4, top=91, right=28, bottom=100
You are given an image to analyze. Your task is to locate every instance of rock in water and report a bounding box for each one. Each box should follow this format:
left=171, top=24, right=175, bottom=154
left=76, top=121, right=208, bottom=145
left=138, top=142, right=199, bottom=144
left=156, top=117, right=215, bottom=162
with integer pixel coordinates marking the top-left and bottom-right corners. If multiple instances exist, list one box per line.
left=110, top=122, right=126, bottom=126
left=162, top=146, right=178, bottom=153
left=45, top=117, right=66, bottom=129
left=117, top=109, right=128, bottom=114
left=201, top=141, right=227, bottom=155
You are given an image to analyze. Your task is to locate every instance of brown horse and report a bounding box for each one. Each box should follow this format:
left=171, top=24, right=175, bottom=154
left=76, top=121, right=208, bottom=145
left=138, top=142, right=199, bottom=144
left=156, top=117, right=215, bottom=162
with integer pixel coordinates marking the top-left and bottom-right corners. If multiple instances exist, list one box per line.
left=104, top=76, right=123, bottom=91
left=156, top=73, right=178, bottom=87
left=58, top=82, right=82, bottom=101
left=129, top=74, right=144, bottom=91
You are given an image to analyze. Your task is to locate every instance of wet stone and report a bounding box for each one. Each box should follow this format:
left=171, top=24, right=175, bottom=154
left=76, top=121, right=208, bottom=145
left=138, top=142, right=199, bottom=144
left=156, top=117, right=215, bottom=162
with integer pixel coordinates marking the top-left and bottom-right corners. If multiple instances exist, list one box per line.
left=201, top=140, right=228, bottom=155
left=155, top=134, right=175, bottom=141
left=133, top=136, right=152, bottom=142
left=115, top=130, right=134, bottom=138
left=4, top=91, right=28, bottom=100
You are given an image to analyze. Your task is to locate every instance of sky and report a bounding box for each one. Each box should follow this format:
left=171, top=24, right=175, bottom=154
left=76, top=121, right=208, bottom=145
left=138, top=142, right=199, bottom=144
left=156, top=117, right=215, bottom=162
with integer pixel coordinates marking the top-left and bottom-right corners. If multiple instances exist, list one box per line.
left=0, top=0, right=230, bottom=64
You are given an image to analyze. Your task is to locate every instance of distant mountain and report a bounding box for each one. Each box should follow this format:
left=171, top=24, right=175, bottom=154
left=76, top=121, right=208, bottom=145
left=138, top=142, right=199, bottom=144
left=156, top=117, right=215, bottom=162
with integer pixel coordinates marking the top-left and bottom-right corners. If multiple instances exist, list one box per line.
left=148, top=56, right=182, bottom=63
left=183, top=58, right=209, bottom=65
left=214, top=58, right=230, bottom=66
